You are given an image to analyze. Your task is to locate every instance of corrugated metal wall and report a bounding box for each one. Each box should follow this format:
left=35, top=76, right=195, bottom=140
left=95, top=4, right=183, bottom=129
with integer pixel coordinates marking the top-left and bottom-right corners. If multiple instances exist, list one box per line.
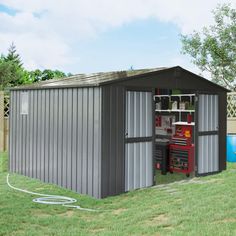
left=198, top=94, right=219, bottom=132
left=198, top=135, right=219, bottom=174
left=125, top=142, right=153, bottom=191
left=126, top=91, right=152, bottom=138
left=101, top=86, right=125, bottom=197
left=197, top=94, right=219, bottom=174
left=9, top=88, right=102, bottom=198
left=125, top=91, right=153, bottom=191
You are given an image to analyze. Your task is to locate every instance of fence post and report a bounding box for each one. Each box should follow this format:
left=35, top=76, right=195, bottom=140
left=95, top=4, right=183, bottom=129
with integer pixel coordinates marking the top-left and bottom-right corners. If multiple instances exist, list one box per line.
left=0, top=91, right=4, bottom=152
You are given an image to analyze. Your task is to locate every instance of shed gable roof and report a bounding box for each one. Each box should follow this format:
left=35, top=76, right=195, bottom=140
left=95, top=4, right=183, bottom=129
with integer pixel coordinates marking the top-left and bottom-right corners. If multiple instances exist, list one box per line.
left=12, top=66, right=228, bottom=92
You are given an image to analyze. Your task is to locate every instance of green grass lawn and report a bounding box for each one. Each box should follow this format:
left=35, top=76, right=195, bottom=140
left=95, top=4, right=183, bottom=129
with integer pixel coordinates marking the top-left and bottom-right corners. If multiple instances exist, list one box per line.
left=1, top=152, right=236, bottom=236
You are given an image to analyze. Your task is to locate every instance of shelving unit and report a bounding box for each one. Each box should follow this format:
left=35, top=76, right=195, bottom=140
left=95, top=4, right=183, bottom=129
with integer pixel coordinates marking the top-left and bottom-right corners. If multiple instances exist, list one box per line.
left=154, top=94, right=195, bottom=121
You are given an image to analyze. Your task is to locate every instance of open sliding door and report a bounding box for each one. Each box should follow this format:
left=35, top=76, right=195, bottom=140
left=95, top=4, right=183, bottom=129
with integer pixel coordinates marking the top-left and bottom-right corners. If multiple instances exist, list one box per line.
left=125, top=90, right=154, bottom=191
left=195, top=94, right=219, bottom=176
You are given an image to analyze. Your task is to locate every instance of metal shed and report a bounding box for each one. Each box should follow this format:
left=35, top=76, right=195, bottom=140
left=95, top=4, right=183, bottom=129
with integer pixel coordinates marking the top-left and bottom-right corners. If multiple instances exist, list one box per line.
left=9, top=66, right=228, bottom=198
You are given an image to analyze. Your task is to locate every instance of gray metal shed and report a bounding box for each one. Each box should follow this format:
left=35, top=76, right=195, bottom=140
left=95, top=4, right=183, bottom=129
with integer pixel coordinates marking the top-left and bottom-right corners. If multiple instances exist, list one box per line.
left=9, top=66, right=228, bottom=198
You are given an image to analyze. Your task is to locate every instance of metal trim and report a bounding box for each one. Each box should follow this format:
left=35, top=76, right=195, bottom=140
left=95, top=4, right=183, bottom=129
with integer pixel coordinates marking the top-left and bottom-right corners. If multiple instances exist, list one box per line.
left=125, top=137, right=153, bottom=143
left=198, top=131, right=219, bottom=136
left=195, top=170, right=221, bottom=177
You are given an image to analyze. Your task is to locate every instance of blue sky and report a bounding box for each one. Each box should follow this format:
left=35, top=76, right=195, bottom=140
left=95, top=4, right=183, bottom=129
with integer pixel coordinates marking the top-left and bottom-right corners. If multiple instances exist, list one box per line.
left=0, top=0, right=235, bottom=75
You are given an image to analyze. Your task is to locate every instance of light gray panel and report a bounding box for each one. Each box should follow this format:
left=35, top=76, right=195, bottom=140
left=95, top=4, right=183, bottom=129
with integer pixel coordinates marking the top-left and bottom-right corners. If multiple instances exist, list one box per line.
left=37, top=90, right=42, bottom=180
left=82, top=88, right=88, bottom=194
left=52, top=89, right=59, bottom=184
left=57, top=89, right=63, bottom=186
left=66, top=89, right=73, bottom=189
left=32, top=91, right=37, bottom=178
left=93, top=88, right=101, bottom=198
left=126, top=91, right=152, bottom=138
left=125, top=142, right=153, bottom=191
left=62, top=89, right=68, bottom=188
left=198, top=135, right=219, bottom=174
left=71, top=89, right=77, bottom=192
left=199, top=94, right=219, bottom=132
left=145, top=92, right=152, bottom=137
left=76, top=89, right=83, bottom=193
left=49, top=90, right=54, bottom=184
left=10, top=87, right=102, bottom=199
left=29, top=91, right=35, bottom=178
left=88, top=88, right=94, bottom=196
left=45, top=90, right=50, bottom=182
left=198, top=94, right=219, bottom=174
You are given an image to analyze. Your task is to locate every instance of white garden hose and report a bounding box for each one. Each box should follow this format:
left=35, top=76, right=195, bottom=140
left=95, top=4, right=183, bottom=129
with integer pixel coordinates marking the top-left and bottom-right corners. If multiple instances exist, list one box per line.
left=7, top=174, right=97, bottom=212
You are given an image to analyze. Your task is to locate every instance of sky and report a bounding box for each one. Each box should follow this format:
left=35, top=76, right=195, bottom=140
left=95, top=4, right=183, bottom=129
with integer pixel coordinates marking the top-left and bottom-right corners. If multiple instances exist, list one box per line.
left=0, top=0, right=235, bottom=75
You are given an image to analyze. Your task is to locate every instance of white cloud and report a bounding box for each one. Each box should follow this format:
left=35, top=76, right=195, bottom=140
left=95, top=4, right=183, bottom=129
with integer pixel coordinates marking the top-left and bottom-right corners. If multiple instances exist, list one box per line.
left=0, top=0, right=235, bottom=72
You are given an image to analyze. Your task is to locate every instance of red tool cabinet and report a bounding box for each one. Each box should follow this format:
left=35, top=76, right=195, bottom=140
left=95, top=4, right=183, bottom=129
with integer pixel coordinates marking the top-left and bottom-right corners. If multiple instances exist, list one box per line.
left=169, top=144, right=194, bottom=177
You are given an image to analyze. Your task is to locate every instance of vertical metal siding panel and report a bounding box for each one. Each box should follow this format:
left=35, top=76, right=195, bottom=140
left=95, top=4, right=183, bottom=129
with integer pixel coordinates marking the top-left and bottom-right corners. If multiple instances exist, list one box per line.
left=25, top=93, right=30, bottom=176
left=57, top=89, right=63, bottom=186
left=71, top=89, right=77, bottom=192
left=53, top=89, right=59, bottom=184
left=62, top=89, right=68, bottom=188
left=93, top=88, right=99, bottom=197
left=129, top=143, right=134, bottom=190
left=66, top=89, right=73, bottom=190
left=146, top=142, right=153, bottom=187
left=22, top=104, right=26, bottom=175
left=49, top=90, right=54, bottom=183
left=87, top=88, right=94, bottom=196
left=109, top=87, right=116, bottom=194
left=40, top=90, right=46, bottom=181
left=37, top=90, right=42, bottom=180
left=198, top=137, right=203, bottom=174
left=135, top=143, right=140, bottom=189
left=32, top=91, right=37, bottom=178
left=18, top=92, right=23, bottom=174
left=146, top=93, right=152, bottom=137
left=30, top=91, right=35, bottom=178
left=44, top=90, right=50, bottom=182
left=129, top=92, right=134, bottom=137
left=82, top=89, right=88, bottom=194
left=76, top=89, right=83, bottom=193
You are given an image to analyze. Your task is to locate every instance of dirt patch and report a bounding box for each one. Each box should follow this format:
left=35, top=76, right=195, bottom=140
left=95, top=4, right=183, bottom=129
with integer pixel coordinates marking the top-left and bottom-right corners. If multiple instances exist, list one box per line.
left=58, top=210, right=74, bottom=217
left=89, top=227, right=105, bottom=234
left=215, top=218, right=236, bottom=223
left=31, top=209, right=51, bottom=218
left=112, top=208, right=127, bottom=215
left=145, top=214, right=170, bottom=226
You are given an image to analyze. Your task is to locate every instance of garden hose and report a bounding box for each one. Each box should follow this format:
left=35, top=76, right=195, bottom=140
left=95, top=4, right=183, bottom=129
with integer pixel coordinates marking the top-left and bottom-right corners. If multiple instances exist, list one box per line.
left=6, top=174, right=97, bottom=212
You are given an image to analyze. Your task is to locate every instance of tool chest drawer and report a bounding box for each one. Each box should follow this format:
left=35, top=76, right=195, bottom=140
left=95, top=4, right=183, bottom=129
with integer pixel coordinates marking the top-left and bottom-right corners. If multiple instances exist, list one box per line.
left=169, top=144, right=194, bottom=176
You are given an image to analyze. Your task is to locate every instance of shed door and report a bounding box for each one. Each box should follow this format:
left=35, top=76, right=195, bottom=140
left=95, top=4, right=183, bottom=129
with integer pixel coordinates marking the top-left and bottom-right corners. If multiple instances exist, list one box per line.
left=196, top=94, right=219, bottom=175
left=125, top=90, right=153, bottom=191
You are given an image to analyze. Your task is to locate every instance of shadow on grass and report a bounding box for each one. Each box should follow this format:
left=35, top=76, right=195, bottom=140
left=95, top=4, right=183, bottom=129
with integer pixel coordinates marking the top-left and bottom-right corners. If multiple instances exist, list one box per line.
left=155, top=170, right=193, bottom=185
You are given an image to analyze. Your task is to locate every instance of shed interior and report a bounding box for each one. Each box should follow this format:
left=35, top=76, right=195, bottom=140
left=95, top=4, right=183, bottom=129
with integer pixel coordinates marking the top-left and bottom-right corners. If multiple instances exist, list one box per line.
left=153, top=88, right=196, bottom=180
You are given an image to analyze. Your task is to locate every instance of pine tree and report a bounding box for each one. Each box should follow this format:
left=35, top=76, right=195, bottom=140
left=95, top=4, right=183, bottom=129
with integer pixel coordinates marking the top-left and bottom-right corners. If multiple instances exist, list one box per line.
left=4, top=42, right=23, bottom=67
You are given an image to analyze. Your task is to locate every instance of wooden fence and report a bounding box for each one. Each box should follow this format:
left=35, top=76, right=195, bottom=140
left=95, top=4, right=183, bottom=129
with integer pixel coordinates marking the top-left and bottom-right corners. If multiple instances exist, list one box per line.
left=227, top=92, right=236, bottom=134
left=0, top=91, right=9, bottom=152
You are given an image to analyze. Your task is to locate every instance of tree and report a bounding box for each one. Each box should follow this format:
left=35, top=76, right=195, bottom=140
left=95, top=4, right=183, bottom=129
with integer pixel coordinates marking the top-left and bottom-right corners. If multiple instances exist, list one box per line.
left=181, top=4, right=236, bottom=90
left=4, top=42, right=23, bottom=67
left=28, top=69, right=67, bottom=83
